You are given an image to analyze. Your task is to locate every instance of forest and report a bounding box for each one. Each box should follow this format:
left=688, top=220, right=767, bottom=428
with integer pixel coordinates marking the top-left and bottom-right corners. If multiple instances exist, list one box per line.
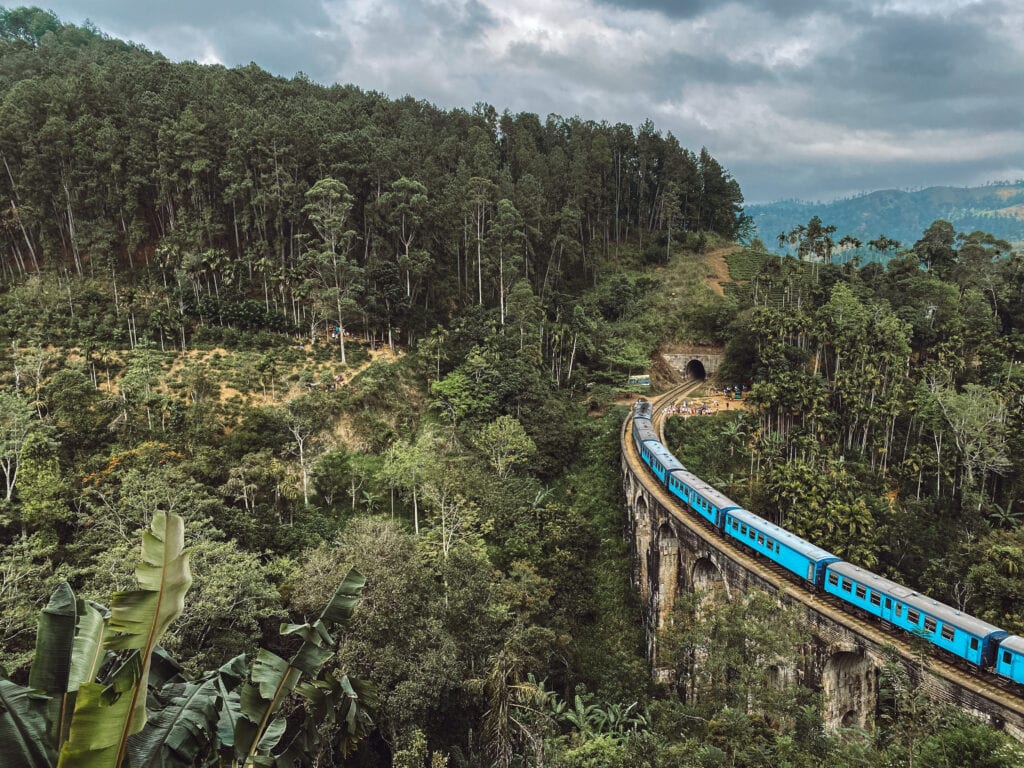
left=0, top=6, right=1022, bottom=768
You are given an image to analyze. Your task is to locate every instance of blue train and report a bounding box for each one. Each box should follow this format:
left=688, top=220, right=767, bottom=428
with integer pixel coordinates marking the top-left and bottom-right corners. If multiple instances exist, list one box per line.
left=631, top=399, right=1024, bottom=688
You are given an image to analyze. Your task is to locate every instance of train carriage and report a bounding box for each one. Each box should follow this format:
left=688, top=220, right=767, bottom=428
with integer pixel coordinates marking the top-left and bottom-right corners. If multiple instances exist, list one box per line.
left=825, top=562, right=1007, bottom=667
left=641, top=440, right=684, bottom=484
left=632, top=417, right=660, bottom=448
left=995, top=635, right=1024, bottom=685
left=724, top=508, right=840, bottom=586
left=667, top=471, right=739, bottom=528
left=823, top=563, right=915, bottom=624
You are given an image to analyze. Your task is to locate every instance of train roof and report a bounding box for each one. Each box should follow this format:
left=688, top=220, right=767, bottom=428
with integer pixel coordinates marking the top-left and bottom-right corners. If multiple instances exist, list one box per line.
left=633, top=418, right=660, bottom=444
left=668, top=469, right=741, bottom=510
left=904, top=594, right=1007, bottom=639
left=828, top=562, right=1007, bottom=639
left=1000, top=635, right=1024, bottom=654
left=646, top=441, right=684, bottom=473
left=726, top=507, right=840, bottom=563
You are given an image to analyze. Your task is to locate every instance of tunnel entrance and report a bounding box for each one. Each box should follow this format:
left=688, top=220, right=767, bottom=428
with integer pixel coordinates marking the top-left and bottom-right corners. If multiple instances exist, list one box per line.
left=686, top=359, right=707, bottom=380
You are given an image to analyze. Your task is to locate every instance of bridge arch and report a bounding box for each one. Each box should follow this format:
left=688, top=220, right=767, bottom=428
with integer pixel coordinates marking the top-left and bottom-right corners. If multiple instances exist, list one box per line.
left=691, top=555, right=729, bottom=598
left=656, top=522, right=681, bottom=630
left=821, top=650, right=877, bottom=732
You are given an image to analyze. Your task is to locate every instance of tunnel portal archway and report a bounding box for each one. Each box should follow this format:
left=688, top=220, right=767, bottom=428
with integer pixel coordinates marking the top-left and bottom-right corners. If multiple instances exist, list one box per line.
left=686, top=359, right=707, bottom=380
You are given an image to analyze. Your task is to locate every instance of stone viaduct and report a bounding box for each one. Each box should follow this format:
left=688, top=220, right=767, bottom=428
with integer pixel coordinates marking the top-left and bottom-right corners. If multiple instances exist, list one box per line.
left=621, top=412, right=1024, bottom=738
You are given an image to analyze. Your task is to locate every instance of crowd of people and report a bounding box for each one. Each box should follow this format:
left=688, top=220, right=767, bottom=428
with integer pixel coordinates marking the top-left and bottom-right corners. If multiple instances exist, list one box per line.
left=661, top=384, right=748, bottom=419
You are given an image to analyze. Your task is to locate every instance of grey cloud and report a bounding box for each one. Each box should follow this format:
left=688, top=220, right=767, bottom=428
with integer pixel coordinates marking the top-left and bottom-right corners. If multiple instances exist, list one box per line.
left=796, top=7, right=1024, bottom=133
left=53, top=0, right=332, bottom=30
left=593, top=0, right=850, bottom=19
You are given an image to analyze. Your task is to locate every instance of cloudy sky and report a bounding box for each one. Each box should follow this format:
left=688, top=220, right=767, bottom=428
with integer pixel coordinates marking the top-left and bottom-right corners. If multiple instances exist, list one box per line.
left=43, top=0, right=1024, bottom=203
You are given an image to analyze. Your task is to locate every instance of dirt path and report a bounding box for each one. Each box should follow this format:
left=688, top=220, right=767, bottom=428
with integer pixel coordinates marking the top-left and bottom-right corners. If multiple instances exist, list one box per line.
left=703, top=245, right=741, bottom=295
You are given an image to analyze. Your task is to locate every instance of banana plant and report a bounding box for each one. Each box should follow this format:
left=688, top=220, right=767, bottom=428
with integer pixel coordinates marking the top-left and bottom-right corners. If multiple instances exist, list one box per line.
left=231, top=567, right=369, bottom=767
left=0, top=512, right=192, bottom=768
left=0, top=583, right=108, bottom=768
left=128, top=653, right=248, bottom=768
left=58, top=510, right=192, bottom=768
left=1, top=517, right=376, bottom=768
left=30, top=582, right=109, bottom=751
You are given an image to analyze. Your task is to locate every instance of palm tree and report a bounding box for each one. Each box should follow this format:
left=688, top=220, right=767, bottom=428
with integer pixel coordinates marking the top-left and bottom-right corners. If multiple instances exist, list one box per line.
left=720, top=419, right=747, bottom=458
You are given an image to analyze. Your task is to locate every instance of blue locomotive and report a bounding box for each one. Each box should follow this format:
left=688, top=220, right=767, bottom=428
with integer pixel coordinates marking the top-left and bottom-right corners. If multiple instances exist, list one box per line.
left=630, top=399, right=1024, bottom=687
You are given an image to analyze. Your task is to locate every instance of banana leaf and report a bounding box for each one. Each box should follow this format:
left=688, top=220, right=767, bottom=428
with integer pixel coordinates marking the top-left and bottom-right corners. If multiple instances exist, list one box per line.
left=128, top=654, right=247, bottom=768
left=28, top=583, right=108, bottom=750
left=0, top=678, right=53, bottom=768
left=57, top=512, right=192, bottom=768
left=275, top=672, right=378, bottom=767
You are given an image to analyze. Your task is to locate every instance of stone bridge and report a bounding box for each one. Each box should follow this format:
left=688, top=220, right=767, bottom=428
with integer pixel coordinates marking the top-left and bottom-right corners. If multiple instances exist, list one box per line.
left=621, top=415, right=1024, bottom=738
left=661, top=346, right=724, bottom=381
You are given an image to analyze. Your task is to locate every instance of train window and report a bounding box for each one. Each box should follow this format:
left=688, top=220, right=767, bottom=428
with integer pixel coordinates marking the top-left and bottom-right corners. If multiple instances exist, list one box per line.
left=970, top=638, right=979, bottom=651
left=748, top=529, right=756, bottom=540
left=895, top=604, right=903, bottom=617
left=757, top=534, right=765, bottom=545
left=1005, top=651, right=1013, bottom=665
left=740, top=525, right=747, bottom=535
left=924, top=617, right=937, bottom=633
left=908, top=609, right=920, bottom=624
left=841, top=579, right=852, bottom=592
left=870, top=593, right=881, bottom=607
left=731, top=520, right=739, bottom=530
left=828, top=573, right=839, bottom=586
left=885, top=598, right=892, bottom=609
left=855, top=585, right=866, bottom=599
left=941, top=626, right=954, bottom=641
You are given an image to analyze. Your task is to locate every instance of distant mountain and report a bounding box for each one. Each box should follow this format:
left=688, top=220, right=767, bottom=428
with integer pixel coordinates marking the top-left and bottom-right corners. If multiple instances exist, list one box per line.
left=747, top=182, right=1024, bottom=256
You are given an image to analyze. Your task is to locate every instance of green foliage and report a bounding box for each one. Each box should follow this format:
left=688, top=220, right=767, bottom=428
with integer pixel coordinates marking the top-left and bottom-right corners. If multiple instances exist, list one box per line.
left=0, top=514, right=375, bottom=768
left=474, top=415, right=537, bottom=479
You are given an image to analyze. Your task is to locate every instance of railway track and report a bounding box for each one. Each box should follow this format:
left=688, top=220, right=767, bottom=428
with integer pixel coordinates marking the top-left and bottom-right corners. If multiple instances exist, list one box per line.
left=622, top=382, right=1024, bottom=717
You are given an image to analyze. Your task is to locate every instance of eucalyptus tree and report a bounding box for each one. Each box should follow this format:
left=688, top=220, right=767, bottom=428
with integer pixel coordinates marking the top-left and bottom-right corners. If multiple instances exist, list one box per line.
left=303, top=177, right=362, bottom=363
left=377, top=176, right=430, bottom=300
left=488, top=199, right=525, bottom=325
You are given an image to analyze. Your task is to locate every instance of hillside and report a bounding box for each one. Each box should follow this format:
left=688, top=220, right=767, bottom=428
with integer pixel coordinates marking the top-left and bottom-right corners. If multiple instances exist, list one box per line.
left=748, top=182, right=1024, bottom=256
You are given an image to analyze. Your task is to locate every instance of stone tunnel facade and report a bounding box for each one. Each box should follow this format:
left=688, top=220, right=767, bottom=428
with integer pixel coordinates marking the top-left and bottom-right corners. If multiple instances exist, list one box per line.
left=622, top=450, right=1024, bottom=738
left=661, top=346, right=725, bottom=381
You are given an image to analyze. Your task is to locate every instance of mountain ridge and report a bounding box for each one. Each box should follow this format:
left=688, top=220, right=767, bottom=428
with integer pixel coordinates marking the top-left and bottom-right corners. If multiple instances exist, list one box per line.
left=747, top=181, right=1024, bottom=250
